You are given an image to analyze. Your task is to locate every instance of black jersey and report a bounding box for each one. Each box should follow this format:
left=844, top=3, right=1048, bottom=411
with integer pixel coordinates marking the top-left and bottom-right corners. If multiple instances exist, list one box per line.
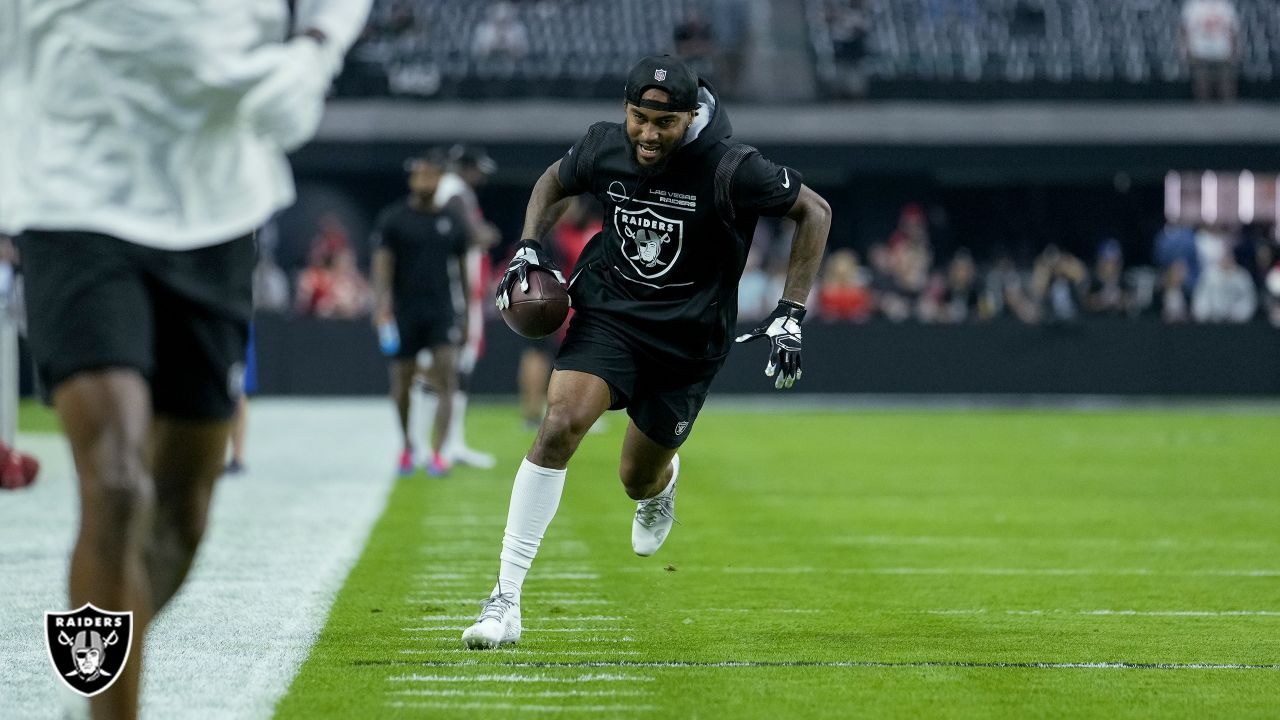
left=556, top=80, right=801, bottom=363
left=371, top=200, right=468, bottom=319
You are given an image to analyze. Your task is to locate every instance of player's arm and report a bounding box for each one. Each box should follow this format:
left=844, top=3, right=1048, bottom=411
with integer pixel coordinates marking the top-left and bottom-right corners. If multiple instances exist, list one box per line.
left=456, top=249, right=471, bottom=343
left=780, top=184, right=832, bottom=306
left=520, top=160, right=575, bottom=241
left=371, top=245, right=394, bottom=326
left=496, top=161, right=572, bottom=308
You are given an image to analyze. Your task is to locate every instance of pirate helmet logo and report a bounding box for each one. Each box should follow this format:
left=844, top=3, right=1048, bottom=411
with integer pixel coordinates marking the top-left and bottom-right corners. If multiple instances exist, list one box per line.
left=654, top=68, right=667, bottom=82
left=45, top=604, right=133, bottom=697
left=613, top=206, right=684, bottom=280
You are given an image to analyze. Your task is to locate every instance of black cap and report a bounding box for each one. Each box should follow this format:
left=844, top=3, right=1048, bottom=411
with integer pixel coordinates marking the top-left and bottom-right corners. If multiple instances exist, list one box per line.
left=624, top=55, right=699, bottom=112
left=403, top=146, right=448, bottom=172
left=447, top=143, right=497, bottom=175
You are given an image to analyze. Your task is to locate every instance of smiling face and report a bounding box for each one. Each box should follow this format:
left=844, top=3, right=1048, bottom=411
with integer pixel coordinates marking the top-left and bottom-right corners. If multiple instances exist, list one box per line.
left=624, top=88, right=695, bottom=167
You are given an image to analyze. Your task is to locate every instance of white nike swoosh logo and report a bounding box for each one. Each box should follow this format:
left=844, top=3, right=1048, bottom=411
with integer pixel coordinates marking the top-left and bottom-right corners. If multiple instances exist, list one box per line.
left=781, top=169, right=790, bottom=188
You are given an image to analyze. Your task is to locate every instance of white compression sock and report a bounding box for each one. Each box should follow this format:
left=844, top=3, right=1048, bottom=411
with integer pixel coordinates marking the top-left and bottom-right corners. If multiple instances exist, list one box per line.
left=496, top=458, right=567, bottom=601
left=411, top=383, right=439, bottom=461
left=445, top=391, right=468, bottom=453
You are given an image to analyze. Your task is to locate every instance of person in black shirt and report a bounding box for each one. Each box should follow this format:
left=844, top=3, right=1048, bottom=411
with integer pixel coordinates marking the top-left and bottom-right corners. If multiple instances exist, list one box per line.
left=463, top=55, right=831, bottom=649
left=371, top=152, right=470, bottom=478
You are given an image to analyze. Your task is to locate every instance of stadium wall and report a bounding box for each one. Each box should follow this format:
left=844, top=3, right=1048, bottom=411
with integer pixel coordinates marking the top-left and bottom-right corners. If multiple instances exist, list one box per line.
left=249, top=315, right=1280, bottom=397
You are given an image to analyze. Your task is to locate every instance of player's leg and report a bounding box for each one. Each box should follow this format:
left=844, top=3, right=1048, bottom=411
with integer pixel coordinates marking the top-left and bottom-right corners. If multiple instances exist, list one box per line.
left=143, top=232, right=252, bottom=611
left=56, top=370, right=155, bottom=720
left=517, top=345, right=551, bottom=429
left=422, top=344, right=458, bottom=476
left=18, top=230, right=158, bottom=719
left=145, top=416, right=232, bottom=609
left=621, top=421, right=681, bottom=557
left=226, top=394, right=248, bottom=474
left=462, top=369, right=612, bottom=649
left=622, top=369, right=715, bottom=556
left=388, top=358, right=417, bottom=474
left=444, top=354, right=497, bottom=469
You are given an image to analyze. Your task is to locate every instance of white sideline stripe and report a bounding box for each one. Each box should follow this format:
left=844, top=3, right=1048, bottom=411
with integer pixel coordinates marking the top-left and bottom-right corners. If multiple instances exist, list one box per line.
left=714, top=567, right=1280, bottom=577
left=404, top=649, right=644, bottom=656
left=391, top=689, right=648, bottom=697
left=391, top=673, right=653, bottom=683
left=387, top=701, right=658, bottom=712
left=925, top=609, right=1280, bottom=617
left=0, top=400, right=400, bottom=720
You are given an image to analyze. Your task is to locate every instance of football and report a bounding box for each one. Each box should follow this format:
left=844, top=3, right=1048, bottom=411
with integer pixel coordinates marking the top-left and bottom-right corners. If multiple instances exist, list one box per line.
left=500, top=267, right=570, bottom=339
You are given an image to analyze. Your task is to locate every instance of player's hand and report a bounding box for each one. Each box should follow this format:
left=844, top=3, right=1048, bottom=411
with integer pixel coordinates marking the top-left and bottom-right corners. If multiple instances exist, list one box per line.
left=495, top=240, right=565, bottom=310
left=734, top=301, right=805, bottom=390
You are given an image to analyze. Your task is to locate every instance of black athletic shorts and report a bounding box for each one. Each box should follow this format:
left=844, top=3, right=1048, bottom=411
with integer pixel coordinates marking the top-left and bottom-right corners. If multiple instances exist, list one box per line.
left=554, top=315, right=722, bottom=448
left=17, top=230, right=254, bottom=420
left=395, top=312, right=461, bottom=360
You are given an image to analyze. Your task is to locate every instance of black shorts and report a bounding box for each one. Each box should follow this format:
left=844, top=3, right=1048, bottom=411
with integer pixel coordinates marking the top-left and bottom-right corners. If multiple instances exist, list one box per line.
left=17, top=230, right=254, bottom=420
left=395, top=312, right=461, bottom=359
left=553, top=316, right=722, bottom=448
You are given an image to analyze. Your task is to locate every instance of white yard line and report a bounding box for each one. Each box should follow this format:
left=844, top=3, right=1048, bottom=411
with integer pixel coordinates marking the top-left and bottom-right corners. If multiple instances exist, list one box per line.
left=709, top=566, right=1280, bottom=577
left=923, top=609, right=1280, bottom=617
left=386, top=701, right=657, bottom=711
left=391, top=673, right=653, bottom=682
left=390, top=688, right=648, bottom=697
left=0, top=399, right=398, bottom=720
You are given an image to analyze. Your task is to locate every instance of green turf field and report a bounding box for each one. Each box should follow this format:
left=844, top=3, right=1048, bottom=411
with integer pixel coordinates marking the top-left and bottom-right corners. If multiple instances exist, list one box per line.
left=17, top=399, right=59, bottom=433
left=278, top=406, right=1280, bottom=719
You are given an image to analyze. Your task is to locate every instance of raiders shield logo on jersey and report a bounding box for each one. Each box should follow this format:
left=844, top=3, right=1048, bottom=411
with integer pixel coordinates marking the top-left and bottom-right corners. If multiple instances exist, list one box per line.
left=614, top=206, right=684, bottom=280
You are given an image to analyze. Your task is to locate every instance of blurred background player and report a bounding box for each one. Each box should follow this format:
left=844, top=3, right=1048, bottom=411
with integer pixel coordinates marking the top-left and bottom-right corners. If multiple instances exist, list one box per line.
left=224, top=322, right=257, bottom=476
left=371, top=152, right=470, bottom=477
left=0, top=1, right=371, bottom=717
left=1, top=234, right=39, bottom=489
left=409, top=144, right=502, bottom=470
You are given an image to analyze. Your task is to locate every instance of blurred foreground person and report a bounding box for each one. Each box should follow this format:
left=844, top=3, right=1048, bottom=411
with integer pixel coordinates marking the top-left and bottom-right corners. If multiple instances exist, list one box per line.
left=463, top=55, right=831, bottom=649
left=0, top=1, right=370, bottom=717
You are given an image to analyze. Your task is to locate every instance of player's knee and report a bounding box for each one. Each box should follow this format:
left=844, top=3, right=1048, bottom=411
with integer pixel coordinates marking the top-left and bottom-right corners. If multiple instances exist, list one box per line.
left=533, top=406, right=591, bottom=464
left=82, top=481, right=155, bottom=550
left=617, top=460, right=655, bottom=500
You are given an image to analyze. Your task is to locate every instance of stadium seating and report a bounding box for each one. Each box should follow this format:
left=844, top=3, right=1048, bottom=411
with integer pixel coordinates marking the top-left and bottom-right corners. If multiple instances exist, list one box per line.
left=340, top=0, right=704, bottom=99
left=807, top=0, right=1280, bottom=100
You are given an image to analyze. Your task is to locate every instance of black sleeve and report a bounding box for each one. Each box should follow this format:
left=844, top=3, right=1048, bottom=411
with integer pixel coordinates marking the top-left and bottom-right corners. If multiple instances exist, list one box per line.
left=730, top=153, right=803, bottom=218
left=449, top=207, right=469, bottom=256
left=556, top=122, right=613, bottom=195
left=371, top=206, right=398, bottom=253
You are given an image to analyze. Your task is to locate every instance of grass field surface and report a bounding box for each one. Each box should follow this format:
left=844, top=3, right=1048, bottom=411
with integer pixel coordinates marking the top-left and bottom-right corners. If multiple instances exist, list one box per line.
left=276, top=404, right=1280, bottom=719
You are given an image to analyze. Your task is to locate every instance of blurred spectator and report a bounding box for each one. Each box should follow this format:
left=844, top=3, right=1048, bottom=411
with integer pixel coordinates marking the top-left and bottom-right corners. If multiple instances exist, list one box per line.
left=253, top=251, right=291, bottom=313
left=1192, top=244, right=1256, bottom=322
left=1180, top=0, right=1240, bottom=102
left=472, top=1, right=529, bottom=60
left=710, top=0, right=750, bottom=97
left=1264, top=261, right=1280, bottom=327
left=253, top=220, right=290, bottom=313
left=1154, top=223, right=1199, bottom=291
left=295, top=220, right=373, bottom=319
left=939, top=249, right=982, bottom=322
left=816, top=248, right=874, bottom=322
left=1030, top=245, right=1087, bottom=323
left=1158, top=258, right=1192, bottom=323
left=1083, top=239, right=1130, bottom=315
left=1010, top=0, right=1047, bottom=38
left=673, top=8, right=718, bottom=82
left=826, top=0, right=871, bottom=98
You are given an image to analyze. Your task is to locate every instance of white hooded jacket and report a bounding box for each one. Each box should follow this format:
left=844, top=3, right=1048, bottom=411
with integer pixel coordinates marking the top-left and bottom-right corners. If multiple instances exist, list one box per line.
left=0, top=0, right=371, bottom=249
